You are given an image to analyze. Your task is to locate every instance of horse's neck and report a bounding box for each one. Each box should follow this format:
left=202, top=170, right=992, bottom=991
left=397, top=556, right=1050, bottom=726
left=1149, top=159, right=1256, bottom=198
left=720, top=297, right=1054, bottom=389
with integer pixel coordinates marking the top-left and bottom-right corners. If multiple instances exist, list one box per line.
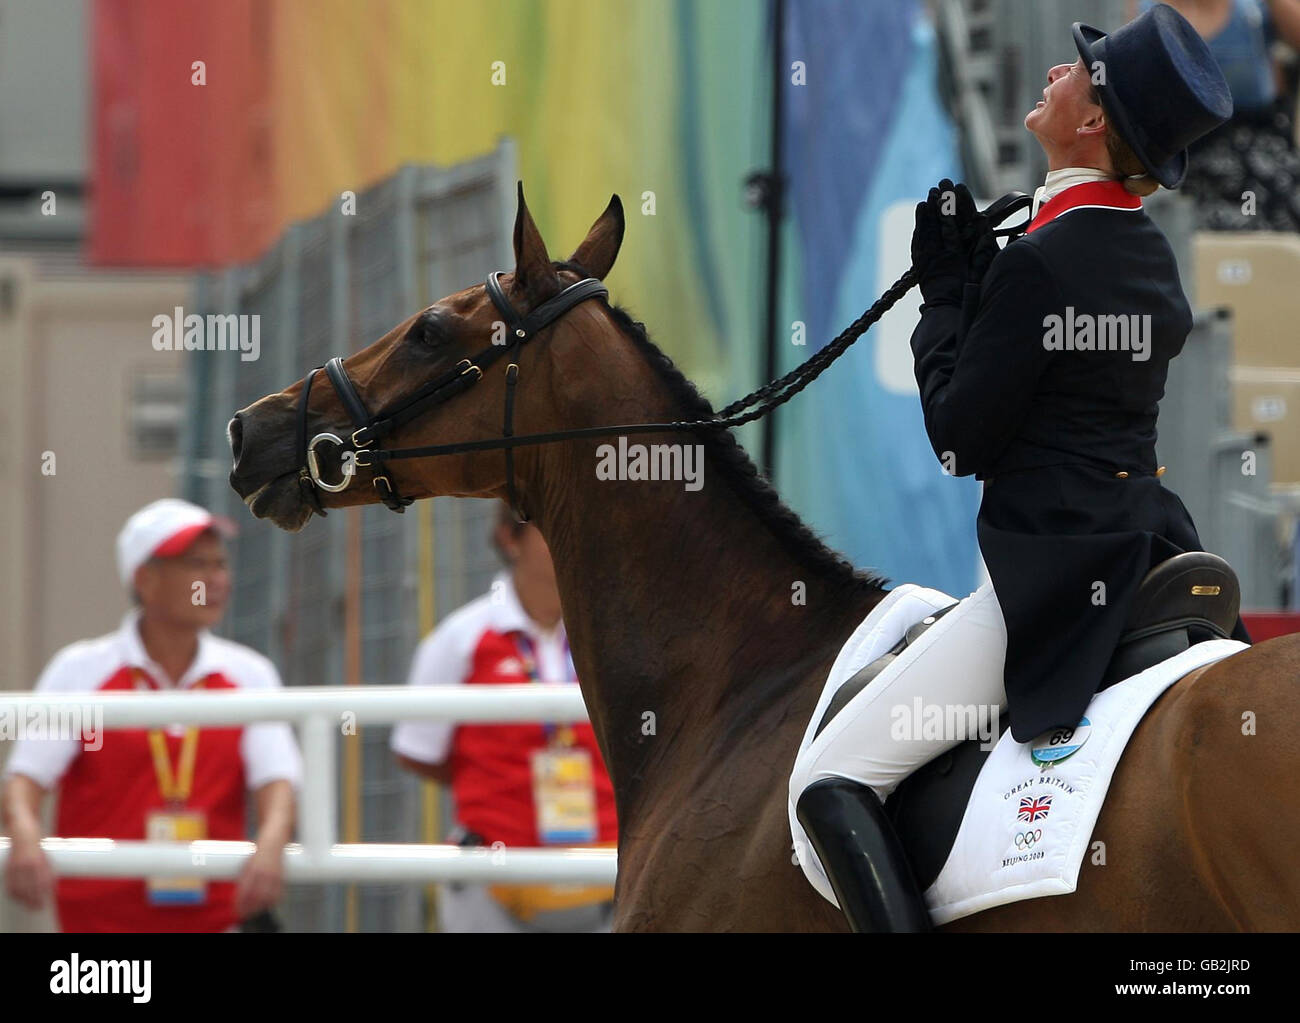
left=536, top=447, right=881, bottom=825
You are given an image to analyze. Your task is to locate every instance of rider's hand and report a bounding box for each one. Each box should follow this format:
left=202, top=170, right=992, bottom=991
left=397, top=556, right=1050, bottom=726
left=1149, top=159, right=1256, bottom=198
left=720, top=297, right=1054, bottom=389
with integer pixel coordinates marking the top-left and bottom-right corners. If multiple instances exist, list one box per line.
left=912, top=178, right=973, bottom=303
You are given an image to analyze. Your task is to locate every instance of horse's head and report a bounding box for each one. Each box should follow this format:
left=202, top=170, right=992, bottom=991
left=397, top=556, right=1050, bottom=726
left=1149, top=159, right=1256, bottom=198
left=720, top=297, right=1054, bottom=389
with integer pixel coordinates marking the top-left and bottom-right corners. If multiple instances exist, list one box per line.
left=228, top=184, right=627, bottom=531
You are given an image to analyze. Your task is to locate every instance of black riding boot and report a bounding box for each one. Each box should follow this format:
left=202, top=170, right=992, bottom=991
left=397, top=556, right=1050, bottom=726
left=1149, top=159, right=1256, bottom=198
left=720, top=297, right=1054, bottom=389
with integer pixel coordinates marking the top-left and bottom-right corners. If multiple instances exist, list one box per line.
left=796, top=777, right=932, bottom=932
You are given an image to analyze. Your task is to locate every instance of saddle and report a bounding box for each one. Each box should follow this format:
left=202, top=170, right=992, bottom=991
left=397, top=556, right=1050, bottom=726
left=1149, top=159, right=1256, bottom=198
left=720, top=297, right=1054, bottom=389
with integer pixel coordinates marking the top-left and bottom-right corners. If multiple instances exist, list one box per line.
left=819, top=552, right=1241, bottom=890
left=1098, top=551, right=1240, bottom=686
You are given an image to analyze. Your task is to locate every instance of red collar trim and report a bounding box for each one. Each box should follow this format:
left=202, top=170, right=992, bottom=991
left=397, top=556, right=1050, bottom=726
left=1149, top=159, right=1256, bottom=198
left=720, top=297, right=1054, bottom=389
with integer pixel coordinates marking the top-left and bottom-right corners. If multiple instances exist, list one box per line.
left=1026, top=180, right=1143, bottom=234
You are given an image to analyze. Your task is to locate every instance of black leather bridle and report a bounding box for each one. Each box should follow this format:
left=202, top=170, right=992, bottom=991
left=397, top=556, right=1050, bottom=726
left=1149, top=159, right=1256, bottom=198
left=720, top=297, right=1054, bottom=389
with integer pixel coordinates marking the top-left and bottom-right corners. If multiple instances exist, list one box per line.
left=296, top=270, right=608, bottom=519
left=294, top=192, right=1034, bottom=522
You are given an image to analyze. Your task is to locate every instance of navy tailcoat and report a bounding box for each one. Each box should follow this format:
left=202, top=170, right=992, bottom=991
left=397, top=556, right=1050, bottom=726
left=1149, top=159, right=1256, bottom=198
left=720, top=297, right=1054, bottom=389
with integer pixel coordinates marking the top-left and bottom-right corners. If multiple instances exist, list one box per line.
left=910, top=182, right=1249, bottom=742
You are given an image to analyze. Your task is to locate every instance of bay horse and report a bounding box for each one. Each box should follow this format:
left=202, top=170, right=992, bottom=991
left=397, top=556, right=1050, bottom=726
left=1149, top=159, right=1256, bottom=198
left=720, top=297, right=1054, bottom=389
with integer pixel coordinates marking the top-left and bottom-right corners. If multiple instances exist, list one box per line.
left=228, top=186, right=1300, bottom=931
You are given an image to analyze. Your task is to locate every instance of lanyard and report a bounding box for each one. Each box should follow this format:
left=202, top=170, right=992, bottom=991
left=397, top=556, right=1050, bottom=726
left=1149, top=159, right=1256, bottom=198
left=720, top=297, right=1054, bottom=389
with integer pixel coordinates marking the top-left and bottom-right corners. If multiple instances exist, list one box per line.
left=512, top=632, right=576, bottom=685
left=134, top=668, right=204, bottom=806
left=513, top=632, right=577, bottom=746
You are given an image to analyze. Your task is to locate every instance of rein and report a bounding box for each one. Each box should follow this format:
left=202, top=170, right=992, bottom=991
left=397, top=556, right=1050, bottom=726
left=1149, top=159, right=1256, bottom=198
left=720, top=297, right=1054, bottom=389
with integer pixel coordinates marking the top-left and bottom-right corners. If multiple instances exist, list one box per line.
left=296, top=192, right=1032, bottom=519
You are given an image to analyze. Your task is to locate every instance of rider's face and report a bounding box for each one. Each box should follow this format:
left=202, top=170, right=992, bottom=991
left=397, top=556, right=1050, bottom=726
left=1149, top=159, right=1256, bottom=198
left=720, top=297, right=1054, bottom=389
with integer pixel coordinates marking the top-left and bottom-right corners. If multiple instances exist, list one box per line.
left=1025, top=59, right=1103, bottom=147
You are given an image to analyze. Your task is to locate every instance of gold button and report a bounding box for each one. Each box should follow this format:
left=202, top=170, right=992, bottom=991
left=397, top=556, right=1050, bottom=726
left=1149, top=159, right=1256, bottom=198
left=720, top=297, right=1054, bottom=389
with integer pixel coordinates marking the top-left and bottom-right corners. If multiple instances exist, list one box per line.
left=1156, top=465, right=1166, bottom=477
left=1115, top=471, right=1129, bottom=479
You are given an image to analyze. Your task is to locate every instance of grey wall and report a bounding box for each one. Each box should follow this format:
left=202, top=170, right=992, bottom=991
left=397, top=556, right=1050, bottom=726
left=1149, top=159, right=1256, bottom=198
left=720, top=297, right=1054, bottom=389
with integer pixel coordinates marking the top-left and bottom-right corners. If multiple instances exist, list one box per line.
left=0, top=0, right=87, bottom=241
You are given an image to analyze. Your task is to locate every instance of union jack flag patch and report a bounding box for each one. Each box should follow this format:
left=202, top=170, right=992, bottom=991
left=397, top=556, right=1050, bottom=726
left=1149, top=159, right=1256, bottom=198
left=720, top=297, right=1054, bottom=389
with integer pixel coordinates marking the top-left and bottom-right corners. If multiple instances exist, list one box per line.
left=1018, top=795, right=1053, bottom=822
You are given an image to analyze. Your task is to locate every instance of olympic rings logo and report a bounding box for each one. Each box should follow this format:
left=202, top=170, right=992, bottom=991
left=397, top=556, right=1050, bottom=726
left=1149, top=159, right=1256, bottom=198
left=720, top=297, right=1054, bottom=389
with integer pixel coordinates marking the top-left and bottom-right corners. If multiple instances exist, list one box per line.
left=1015, top=830, right=1043, bottom=849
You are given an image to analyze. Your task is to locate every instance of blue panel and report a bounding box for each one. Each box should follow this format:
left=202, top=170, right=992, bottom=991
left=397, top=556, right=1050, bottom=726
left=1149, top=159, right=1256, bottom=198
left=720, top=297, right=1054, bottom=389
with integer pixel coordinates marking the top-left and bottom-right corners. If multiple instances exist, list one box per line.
left=783, top=0, right=916, bottom=345
left=778, top=3, right=981, bottom=597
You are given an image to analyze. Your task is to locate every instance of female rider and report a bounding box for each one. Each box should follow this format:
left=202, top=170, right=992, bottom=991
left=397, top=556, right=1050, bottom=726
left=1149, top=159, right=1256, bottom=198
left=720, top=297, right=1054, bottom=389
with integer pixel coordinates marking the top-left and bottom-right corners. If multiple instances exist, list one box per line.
left=790, top=4, right=1248, bottom=932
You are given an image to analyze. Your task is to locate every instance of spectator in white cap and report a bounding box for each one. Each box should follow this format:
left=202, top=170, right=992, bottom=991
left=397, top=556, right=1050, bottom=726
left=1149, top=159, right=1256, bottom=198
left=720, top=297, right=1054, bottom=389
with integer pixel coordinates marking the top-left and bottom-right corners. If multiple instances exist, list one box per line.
left=2, top=498, right=303, bottom=932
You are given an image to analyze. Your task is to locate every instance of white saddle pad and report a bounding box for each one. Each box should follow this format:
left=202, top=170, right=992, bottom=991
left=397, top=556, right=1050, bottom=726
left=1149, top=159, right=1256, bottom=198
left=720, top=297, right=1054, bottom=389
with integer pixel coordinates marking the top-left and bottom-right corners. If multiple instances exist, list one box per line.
left=926, top=636, right=1245, bottom=924
left=789, top=584, right=1247, bottom=925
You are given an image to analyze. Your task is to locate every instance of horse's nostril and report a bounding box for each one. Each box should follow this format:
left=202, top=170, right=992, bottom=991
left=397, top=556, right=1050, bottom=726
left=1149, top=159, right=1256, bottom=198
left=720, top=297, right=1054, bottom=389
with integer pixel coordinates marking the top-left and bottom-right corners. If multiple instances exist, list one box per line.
left=228, top=415, right=244, bottom=461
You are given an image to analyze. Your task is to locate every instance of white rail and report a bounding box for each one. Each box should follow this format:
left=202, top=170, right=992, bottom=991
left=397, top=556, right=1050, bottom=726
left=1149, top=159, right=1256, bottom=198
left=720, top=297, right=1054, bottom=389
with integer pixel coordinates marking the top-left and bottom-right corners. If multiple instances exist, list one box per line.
left=0, top=686, right=617, bottom=885
left=0, top=684, right=591, bottom=727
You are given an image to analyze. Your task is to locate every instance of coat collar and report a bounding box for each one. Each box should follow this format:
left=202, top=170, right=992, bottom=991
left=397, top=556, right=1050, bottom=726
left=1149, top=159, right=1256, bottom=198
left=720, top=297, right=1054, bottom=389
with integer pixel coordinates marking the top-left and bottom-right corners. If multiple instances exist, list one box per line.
left=1026, top=179, right=1143, bottom=234
left=1030, top=167, right=1112, bottom=218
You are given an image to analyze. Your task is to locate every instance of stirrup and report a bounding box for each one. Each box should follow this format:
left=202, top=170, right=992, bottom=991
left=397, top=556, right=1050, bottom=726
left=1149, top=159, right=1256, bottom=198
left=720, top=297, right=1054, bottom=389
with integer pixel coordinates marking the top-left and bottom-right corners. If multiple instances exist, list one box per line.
left=796, top=777, right=932, bottom=932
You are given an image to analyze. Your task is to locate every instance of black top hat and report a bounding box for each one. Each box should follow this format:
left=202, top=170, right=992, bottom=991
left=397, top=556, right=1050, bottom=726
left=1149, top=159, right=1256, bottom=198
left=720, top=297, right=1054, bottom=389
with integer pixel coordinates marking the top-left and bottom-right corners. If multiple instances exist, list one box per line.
left=1073, top=3, right=1232, bottom=189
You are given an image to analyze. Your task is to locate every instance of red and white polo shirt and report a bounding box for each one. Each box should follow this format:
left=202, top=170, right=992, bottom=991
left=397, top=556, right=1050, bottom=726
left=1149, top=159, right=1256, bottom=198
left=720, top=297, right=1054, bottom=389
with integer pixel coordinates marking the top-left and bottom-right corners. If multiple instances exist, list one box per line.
left=390, top=572, right=618, bottom=849
left=3, top=610, right=302, bottom=933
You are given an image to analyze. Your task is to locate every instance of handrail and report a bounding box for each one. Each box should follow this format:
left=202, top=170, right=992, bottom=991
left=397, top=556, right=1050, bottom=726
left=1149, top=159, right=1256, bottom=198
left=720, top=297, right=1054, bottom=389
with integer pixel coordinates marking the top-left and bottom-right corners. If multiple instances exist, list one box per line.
left=0, top=839, right=617, bottom=884
left=0, top=685, right=615, bottom=885
left=0, top=683, right=590, bottom=727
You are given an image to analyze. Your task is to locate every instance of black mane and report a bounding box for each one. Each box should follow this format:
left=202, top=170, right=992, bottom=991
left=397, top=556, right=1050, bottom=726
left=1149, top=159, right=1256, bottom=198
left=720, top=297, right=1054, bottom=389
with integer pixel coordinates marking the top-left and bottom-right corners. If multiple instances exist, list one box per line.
left=554, top=260, right=886, bottom=595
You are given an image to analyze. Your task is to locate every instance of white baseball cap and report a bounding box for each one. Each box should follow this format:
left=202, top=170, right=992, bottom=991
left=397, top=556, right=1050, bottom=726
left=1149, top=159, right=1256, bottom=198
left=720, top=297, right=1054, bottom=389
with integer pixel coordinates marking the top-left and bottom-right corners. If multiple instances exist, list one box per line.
left=116, top=498, right=236, bottom=588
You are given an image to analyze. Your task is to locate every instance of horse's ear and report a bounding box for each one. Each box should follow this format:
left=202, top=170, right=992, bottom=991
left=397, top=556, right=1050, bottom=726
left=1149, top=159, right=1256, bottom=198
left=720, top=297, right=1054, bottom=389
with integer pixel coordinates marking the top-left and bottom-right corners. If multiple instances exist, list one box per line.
left=569, top=194, right=624, bottom=280
left=512, top=181, right=561, bottom=303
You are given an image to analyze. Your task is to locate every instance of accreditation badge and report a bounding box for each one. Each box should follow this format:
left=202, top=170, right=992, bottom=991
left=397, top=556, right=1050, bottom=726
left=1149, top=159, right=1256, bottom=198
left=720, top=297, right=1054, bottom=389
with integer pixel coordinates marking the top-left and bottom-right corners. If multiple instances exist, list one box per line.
left=145, top=809, right=208, bottom=906
left=530, top=746, right=598, bottom=844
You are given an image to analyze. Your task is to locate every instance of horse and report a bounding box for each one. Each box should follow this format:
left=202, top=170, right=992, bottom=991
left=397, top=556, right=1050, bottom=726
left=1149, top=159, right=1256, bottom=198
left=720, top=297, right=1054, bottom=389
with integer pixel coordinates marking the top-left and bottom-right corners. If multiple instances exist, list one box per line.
left=228, top=185, right=1300, bottom=931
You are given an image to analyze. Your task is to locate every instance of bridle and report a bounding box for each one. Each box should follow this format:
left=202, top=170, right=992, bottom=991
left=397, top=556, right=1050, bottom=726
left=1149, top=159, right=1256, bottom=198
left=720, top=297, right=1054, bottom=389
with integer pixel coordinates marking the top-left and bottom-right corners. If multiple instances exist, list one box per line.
left=296, top=270, right=608, bottom=519
left=294, top=192, right=1034, bottom=521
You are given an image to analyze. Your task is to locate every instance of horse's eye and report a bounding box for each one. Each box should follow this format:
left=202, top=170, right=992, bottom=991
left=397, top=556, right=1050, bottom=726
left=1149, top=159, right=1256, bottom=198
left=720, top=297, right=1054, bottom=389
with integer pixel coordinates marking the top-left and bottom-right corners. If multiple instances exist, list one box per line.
left=407, top=309, right=446, bottom=349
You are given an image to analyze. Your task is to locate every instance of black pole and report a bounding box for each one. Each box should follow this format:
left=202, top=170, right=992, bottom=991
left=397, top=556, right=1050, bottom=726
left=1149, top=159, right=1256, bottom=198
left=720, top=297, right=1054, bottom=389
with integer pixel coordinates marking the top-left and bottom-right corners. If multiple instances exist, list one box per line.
left=761, top=0, right=786, bottom=481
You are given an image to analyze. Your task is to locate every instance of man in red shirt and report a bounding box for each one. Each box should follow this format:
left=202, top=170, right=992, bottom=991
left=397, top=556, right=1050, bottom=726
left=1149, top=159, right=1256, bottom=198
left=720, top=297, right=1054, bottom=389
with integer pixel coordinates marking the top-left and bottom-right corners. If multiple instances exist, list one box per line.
left=392, top=504, right=617, bottom=932
left=2, top=498, right=302, bottom=932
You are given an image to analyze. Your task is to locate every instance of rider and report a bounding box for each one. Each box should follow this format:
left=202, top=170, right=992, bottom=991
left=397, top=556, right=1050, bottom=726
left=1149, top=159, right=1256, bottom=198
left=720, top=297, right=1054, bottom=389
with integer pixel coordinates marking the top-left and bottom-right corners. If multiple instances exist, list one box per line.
left=791, top=4, right=1248, bottom=932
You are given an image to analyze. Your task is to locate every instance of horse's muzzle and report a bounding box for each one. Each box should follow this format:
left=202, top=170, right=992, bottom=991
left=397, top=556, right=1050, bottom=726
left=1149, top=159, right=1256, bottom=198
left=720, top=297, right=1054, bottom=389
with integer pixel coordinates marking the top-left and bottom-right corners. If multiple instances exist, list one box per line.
left=227, top=401, right=320, bottom=530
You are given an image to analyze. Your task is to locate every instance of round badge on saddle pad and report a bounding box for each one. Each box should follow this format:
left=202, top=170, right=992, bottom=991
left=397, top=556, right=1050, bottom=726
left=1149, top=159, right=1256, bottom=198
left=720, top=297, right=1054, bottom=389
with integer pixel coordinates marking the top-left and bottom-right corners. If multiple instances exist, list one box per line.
left=1030, top=718, right=1092, bottom=766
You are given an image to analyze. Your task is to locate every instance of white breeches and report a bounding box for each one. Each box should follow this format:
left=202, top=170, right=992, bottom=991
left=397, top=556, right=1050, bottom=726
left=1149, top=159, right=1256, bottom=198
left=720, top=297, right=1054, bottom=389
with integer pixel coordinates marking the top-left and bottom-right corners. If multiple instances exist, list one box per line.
left=789, top=582, right=1009, bottom=804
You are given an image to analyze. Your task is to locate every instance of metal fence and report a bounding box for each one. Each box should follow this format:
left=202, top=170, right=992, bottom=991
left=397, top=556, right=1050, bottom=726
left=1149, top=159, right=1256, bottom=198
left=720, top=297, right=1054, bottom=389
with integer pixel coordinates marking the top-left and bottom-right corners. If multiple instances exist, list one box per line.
left=181, top=141, right=518, bottom=931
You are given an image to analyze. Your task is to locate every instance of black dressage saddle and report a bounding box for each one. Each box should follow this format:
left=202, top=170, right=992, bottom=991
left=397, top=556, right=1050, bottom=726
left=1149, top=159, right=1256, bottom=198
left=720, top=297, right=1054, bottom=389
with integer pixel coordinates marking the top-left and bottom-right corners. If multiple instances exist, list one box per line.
left=813, top=551, right=1241, bottom=889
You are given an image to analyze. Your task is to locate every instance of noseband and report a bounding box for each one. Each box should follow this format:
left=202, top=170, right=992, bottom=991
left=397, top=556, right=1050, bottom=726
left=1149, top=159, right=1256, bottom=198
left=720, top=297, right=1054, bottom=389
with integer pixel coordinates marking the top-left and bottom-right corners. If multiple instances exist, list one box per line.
left=296, top=270, right=608, bottom=519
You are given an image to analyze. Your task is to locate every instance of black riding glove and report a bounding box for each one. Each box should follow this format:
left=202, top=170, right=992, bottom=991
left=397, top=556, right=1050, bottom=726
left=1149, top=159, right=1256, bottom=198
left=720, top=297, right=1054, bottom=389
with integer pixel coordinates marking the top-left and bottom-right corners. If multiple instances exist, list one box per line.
left=911, top=178, right=977, bottom=305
